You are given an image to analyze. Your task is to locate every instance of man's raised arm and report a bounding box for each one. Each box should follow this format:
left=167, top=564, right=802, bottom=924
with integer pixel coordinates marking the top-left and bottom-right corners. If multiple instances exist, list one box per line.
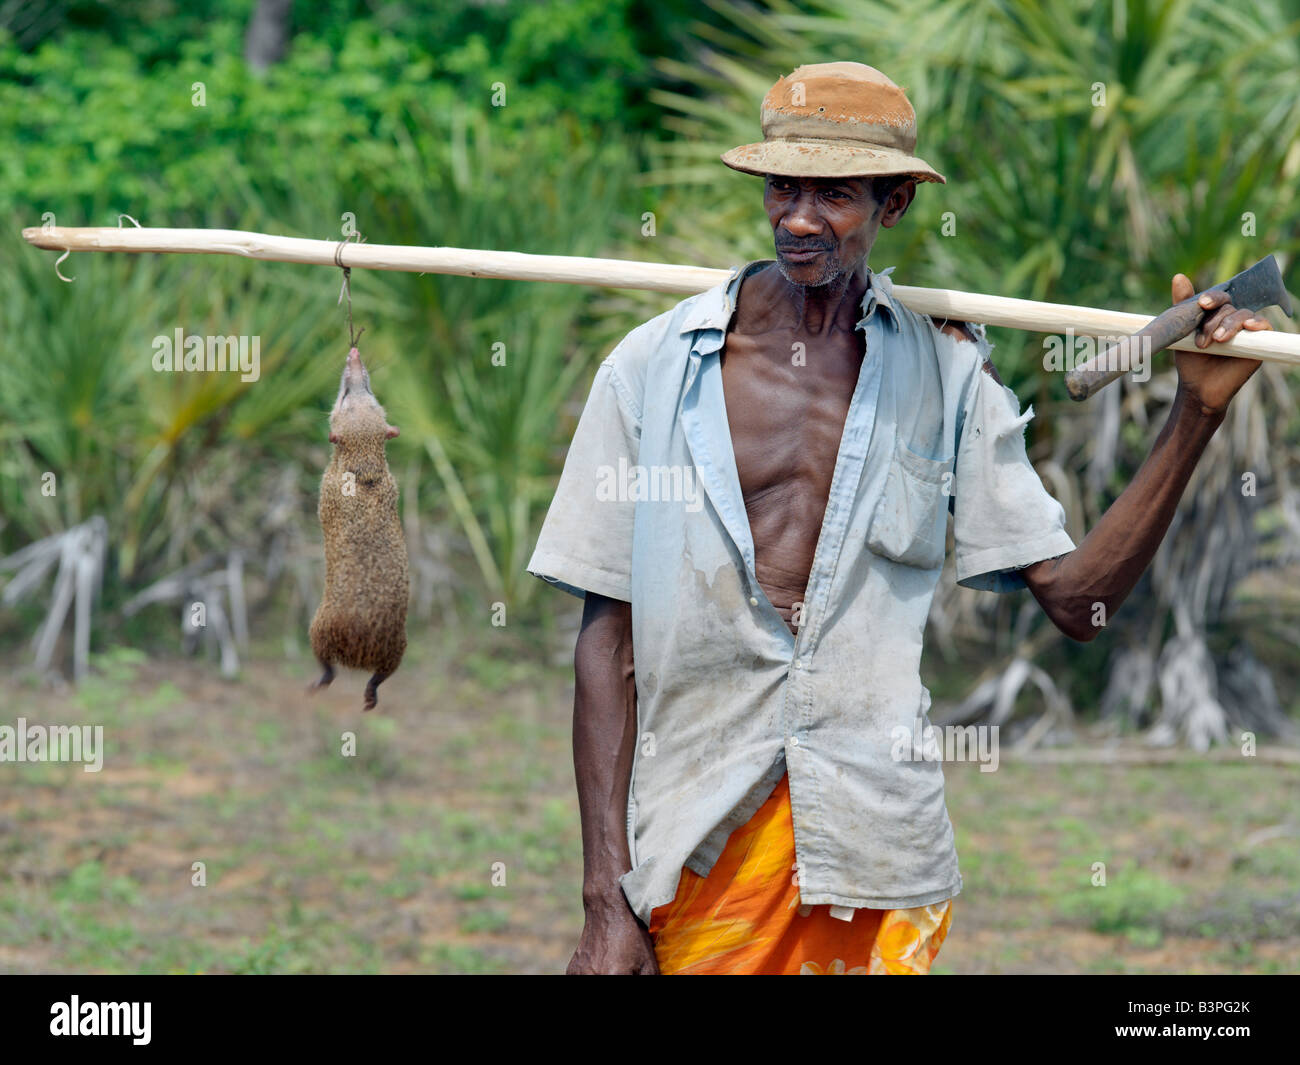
left=1020, top=272, right=1273, bottom=641
left=566, top=592, right=658, bottom=975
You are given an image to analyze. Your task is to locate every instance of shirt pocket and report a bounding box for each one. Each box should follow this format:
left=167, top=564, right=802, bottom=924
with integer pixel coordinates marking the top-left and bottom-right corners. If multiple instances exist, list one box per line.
left=866, top=436, right=954, bottom=569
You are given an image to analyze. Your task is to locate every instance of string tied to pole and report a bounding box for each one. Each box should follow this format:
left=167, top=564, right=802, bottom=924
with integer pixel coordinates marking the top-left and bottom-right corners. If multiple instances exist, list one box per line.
left=55, top=212, right=143, bottom=283
left=334, top=232, right=366, bottom=348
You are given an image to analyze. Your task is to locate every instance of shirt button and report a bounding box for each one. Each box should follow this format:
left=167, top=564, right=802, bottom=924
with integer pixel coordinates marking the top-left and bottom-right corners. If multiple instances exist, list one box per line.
left=789, top=736, right=799, bottom=747
left=749, top=596, right=758, bottom=606
left=794, top=658, right=803, bottom=669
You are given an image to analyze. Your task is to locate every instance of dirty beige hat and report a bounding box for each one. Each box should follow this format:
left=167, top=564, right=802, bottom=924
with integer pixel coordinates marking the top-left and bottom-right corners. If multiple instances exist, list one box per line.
left=721, top=61, right=945, bottom=184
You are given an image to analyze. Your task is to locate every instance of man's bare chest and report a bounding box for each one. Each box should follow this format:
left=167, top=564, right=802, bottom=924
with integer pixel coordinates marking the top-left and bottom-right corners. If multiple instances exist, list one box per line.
left=719, top=328, right=864, bottom=507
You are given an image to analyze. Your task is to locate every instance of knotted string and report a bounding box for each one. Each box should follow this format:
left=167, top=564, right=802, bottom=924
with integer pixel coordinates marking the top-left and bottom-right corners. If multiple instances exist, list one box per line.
left=334, top=233, right=366, bottom=349
left=56, top=213, right=144, bottom=282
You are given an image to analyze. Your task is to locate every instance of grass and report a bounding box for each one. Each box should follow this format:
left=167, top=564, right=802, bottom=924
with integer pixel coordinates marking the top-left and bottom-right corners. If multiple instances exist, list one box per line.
left=1, top=618, right=584, bottom=975
left=946, top=759, right=1300, bottom=973
left=1, top=620, right=1297, bottom=974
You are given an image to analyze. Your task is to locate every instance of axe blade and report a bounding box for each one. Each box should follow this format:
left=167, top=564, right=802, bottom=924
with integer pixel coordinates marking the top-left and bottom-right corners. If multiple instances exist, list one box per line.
left=1224, top=254, right=1293, bottom=318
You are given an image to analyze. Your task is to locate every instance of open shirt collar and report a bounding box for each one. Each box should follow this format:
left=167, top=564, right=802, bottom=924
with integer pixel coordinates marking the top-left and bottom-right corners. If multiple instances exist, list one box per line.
left=678, top=258, right=901, bottom=342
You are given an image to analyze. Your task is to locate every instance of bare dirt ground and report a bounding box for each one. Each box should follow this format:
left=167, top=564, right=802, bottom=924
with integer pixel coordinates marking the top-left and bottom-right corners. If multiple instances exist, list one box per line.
left=1, top=630, right=1297, bottom=974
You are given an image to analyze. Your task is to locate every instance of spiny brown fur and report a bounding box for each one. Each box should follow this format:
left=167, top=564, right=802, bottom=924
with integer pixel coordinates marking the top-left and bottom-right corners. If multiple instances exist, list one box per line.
left=308, top=356, right=408, bottom=711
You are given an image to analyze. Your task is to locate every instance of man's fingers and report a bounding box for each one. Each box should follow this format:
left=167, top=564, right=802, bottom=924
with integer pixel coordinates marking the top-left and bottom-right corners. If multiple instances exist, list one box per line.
left=1210, top=308, right=1259, bottom=343
left=1194, top=305, right=1271, bottom=347
left=1194, top=290, right=1230, bottom=346
left=1172, top=282, right=1270, bottom=347
left=1198, top=303, right=1235, bottom=347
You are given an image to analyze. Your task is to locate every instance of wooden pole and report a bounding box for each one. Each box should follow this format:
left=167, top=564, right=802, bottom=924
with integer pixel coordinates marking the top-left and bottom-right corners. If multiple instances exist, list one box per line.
left=21, top=225, right=1300, bottom=365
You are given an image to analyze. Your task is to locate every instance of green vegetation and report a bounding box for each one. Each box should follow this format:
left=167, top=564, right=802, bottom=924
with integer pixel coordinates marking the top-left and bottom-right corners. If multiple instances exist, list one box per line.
left=5, top=3, right=1297, bottom=733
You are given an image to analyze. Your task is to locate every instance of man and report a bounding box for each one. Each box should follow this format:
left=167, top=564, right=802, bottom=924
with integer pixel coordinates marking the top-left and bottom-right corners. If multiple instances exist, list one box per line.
left=527, top=62, right=1273, bottom=975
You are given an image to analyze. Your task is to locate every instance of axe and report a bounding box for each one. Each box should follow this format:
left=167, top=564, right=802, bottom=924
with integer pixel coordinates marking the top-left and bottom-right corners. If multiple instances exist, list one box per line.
left=1065, top=255, right=1294, bottom=401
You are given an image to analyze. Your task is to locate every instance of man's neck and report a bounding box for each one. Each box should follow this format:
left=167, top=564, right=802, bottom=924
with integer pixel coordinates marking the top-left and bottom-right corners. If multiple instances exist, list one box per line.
left=768, top=257, right=871, bottom=337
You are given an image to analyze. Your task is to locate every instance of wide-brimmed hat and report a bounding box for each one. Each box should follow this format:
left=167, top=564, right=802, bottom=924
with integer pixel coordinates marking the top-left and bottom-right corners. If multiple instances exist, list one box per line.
left=721, top=62, right=945, bottom=184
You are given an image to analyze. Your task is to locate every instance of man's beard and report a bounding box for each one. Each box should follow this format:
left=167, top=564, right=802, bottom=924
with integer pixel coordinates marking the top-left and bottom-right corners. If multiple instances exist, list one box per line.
left=775, top=250, right=845, bottom=289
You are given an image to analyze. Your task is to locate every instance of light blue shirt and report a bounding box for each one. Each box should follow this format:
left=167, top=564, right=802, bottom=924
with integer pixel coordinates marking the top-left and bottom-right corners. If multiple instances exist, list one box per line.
left=528, top=259, right=1076, bottom=924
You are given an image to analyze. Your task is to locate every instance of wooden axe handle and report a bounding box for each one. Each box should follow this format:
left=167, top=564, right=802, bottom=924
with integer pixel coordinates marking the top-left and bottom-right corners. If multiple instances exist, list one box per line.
left=1065, top=297, right=1209, bottom=401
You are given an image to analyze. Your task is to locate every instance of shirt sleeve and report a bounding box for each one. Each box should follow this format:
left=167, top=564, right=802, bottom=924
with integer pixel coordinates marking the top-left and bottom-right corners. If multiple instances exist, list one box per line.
left=951, top=335, right=1075, bottom=593
left=526, top=352, right=641, bottom=602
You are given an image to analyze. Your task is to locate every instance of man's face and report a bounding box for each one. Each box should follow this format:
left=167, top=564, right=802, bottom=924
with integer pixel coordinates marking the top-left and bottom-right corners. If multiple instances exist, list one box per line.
left=764, top=174, right=915, bottom=288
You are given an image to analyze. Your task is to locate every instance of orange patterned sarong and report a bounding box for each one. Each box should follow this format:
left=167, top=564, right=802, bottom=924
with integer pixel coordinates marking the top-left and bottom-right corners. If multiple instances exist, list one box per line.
left=648, top=772, right=953, bottom=974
